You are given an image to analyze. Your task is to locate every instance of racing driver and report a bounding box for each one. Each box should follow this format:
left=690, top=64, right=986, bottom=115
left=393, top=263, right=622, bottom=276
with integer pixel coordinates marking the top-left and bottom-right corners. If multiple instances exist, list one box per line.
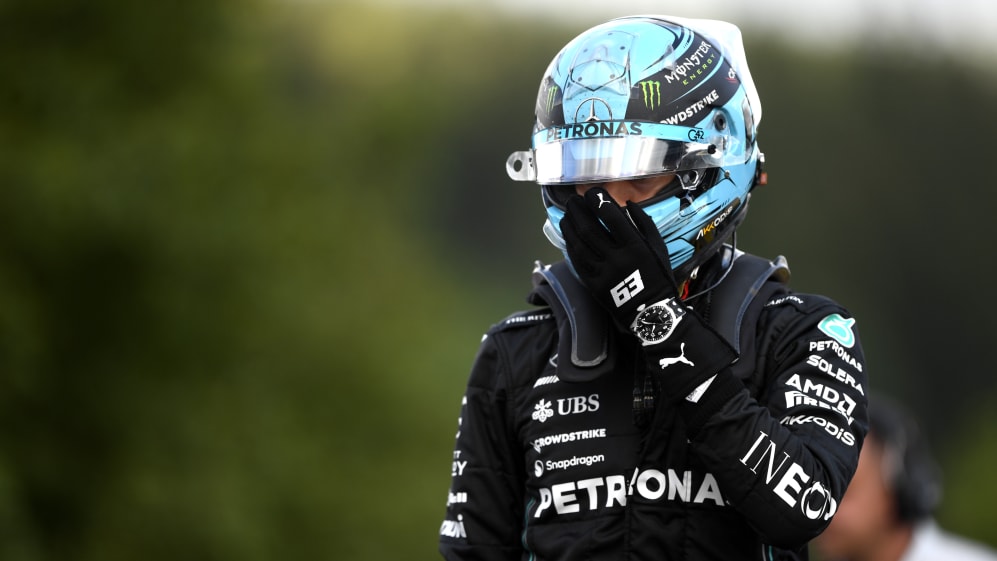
left=439, top=15, right=869, bottom=561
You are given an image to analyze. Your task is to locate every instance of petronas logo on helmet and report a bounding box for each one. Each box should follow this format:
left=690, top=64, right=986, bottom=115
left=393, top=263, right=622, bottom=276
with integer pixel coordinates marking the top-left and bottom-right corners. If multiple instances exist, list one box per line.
left=639, top=81, right=661, bottom=110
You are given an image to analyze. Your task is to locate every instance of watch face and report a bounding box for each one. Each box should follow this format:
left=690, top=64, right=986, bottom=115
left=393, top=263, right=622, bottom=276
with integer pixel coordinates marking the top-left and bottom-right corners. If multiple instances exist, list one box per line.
left=633, top=302, right=681, bottom=344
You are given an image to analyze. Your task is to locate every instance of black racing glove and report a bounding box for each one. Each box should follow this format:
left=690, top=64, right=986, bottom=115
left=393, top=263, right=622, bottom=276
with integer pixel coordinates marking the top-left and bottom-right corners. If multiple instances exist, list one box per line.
left=560, top=187, right=737, bottom=403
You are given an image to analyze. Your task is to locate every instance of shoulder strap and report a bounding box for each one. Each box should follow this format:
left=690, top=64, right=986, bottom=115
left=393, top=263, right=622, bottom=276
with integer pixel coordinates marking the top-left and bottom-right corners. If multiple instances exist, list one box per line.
left=527, top=253, right=789, bottom=383
left=529, top=261, right=617, bottom=383
left=707, top=252, right=791, bottom=354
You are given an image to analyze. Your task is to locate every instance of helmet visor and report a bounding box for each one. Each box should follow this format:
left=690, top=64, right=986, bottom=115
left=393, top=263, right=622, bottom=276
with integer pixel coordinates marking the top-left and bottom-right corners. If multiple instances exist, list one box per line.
left=507, top=122, right=731, bottom=184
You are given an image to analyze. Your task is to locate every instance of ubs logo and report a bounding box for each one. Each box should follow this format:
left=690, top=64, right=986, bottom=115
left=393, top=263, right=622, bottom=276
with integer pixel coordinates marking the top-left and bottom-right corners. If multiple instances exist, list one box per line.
left=532, top=394, right=601, bottom=423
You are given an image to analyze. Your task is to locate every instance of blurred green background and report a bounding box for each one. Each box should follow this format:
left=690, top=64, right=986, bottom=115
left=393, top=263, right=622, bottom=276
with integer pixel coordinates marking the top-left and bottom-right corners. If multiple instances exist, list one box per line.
left=2, top=0, right=996, bottom=559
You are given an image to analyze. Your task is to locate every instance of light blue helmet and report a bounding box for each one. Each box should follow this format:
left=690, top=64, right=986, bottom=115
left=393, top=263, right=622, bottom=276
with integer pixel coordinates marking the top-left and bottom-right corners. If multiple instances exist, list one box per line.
left=507, top=15, right=766, bottom=281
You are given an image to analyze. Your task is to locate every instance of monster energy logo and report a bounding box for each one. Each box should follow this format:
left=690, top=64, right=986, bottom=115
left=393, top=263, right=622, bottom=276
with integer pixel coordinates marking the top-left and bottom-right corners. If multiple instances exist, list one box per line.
left=639, top=80, right=661, bottom=110
left=544, top=85, right=559, bottom=114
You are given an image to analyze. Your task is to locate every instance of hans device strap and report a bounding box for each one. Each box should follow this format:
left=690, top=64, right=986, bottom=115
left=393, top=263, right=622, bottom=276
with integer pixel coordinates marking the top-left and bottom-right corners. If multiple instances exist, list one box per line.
left=529, top=253, right=789, bottom=383
left=530, top=261, right=615, bottom=382
left=708, top=252, right=790, bottom=354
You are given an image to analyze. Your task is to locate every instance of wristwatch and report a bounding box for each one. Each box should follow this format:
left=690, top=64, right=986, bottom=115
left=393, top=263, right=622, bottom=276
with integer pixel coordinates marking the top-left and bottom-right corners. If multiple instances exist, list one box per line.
left=631, top=298, right=686, bottom=346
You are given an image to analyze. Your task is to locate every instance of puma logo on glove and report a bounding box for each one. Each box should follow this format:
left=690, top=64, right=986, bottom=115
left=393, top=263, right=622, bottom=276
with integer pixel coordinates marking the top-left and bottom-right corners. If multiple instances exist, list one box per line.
left=659, top=342, right=695, bottom=369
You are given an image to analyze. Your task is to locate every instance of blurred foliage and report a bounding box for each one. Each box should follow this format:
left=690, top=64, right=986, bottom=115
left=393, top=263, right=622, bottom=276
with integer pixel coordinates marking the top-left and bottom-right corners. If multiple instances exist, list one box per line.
left=0, top=0, right=995, bottom=559
left=939, top=395, right=997, bottom=541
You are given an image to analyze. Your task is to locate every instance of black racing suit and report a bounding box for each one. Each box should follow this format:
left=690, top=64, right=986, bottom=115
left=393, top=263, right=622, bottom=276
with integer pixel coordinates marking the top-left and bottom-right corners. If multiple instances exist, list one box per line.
left=439, top=253, right=869, bottom=561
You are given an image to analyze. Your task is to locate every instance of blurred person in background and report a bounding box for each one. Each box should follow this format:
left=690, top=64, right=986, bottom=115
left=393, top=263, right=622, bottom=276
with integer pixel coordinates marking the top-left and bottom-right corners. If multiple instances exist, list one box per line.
left=812, top=397, right=997, bottom=561
left=439, top=15, right=869, bottom=560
